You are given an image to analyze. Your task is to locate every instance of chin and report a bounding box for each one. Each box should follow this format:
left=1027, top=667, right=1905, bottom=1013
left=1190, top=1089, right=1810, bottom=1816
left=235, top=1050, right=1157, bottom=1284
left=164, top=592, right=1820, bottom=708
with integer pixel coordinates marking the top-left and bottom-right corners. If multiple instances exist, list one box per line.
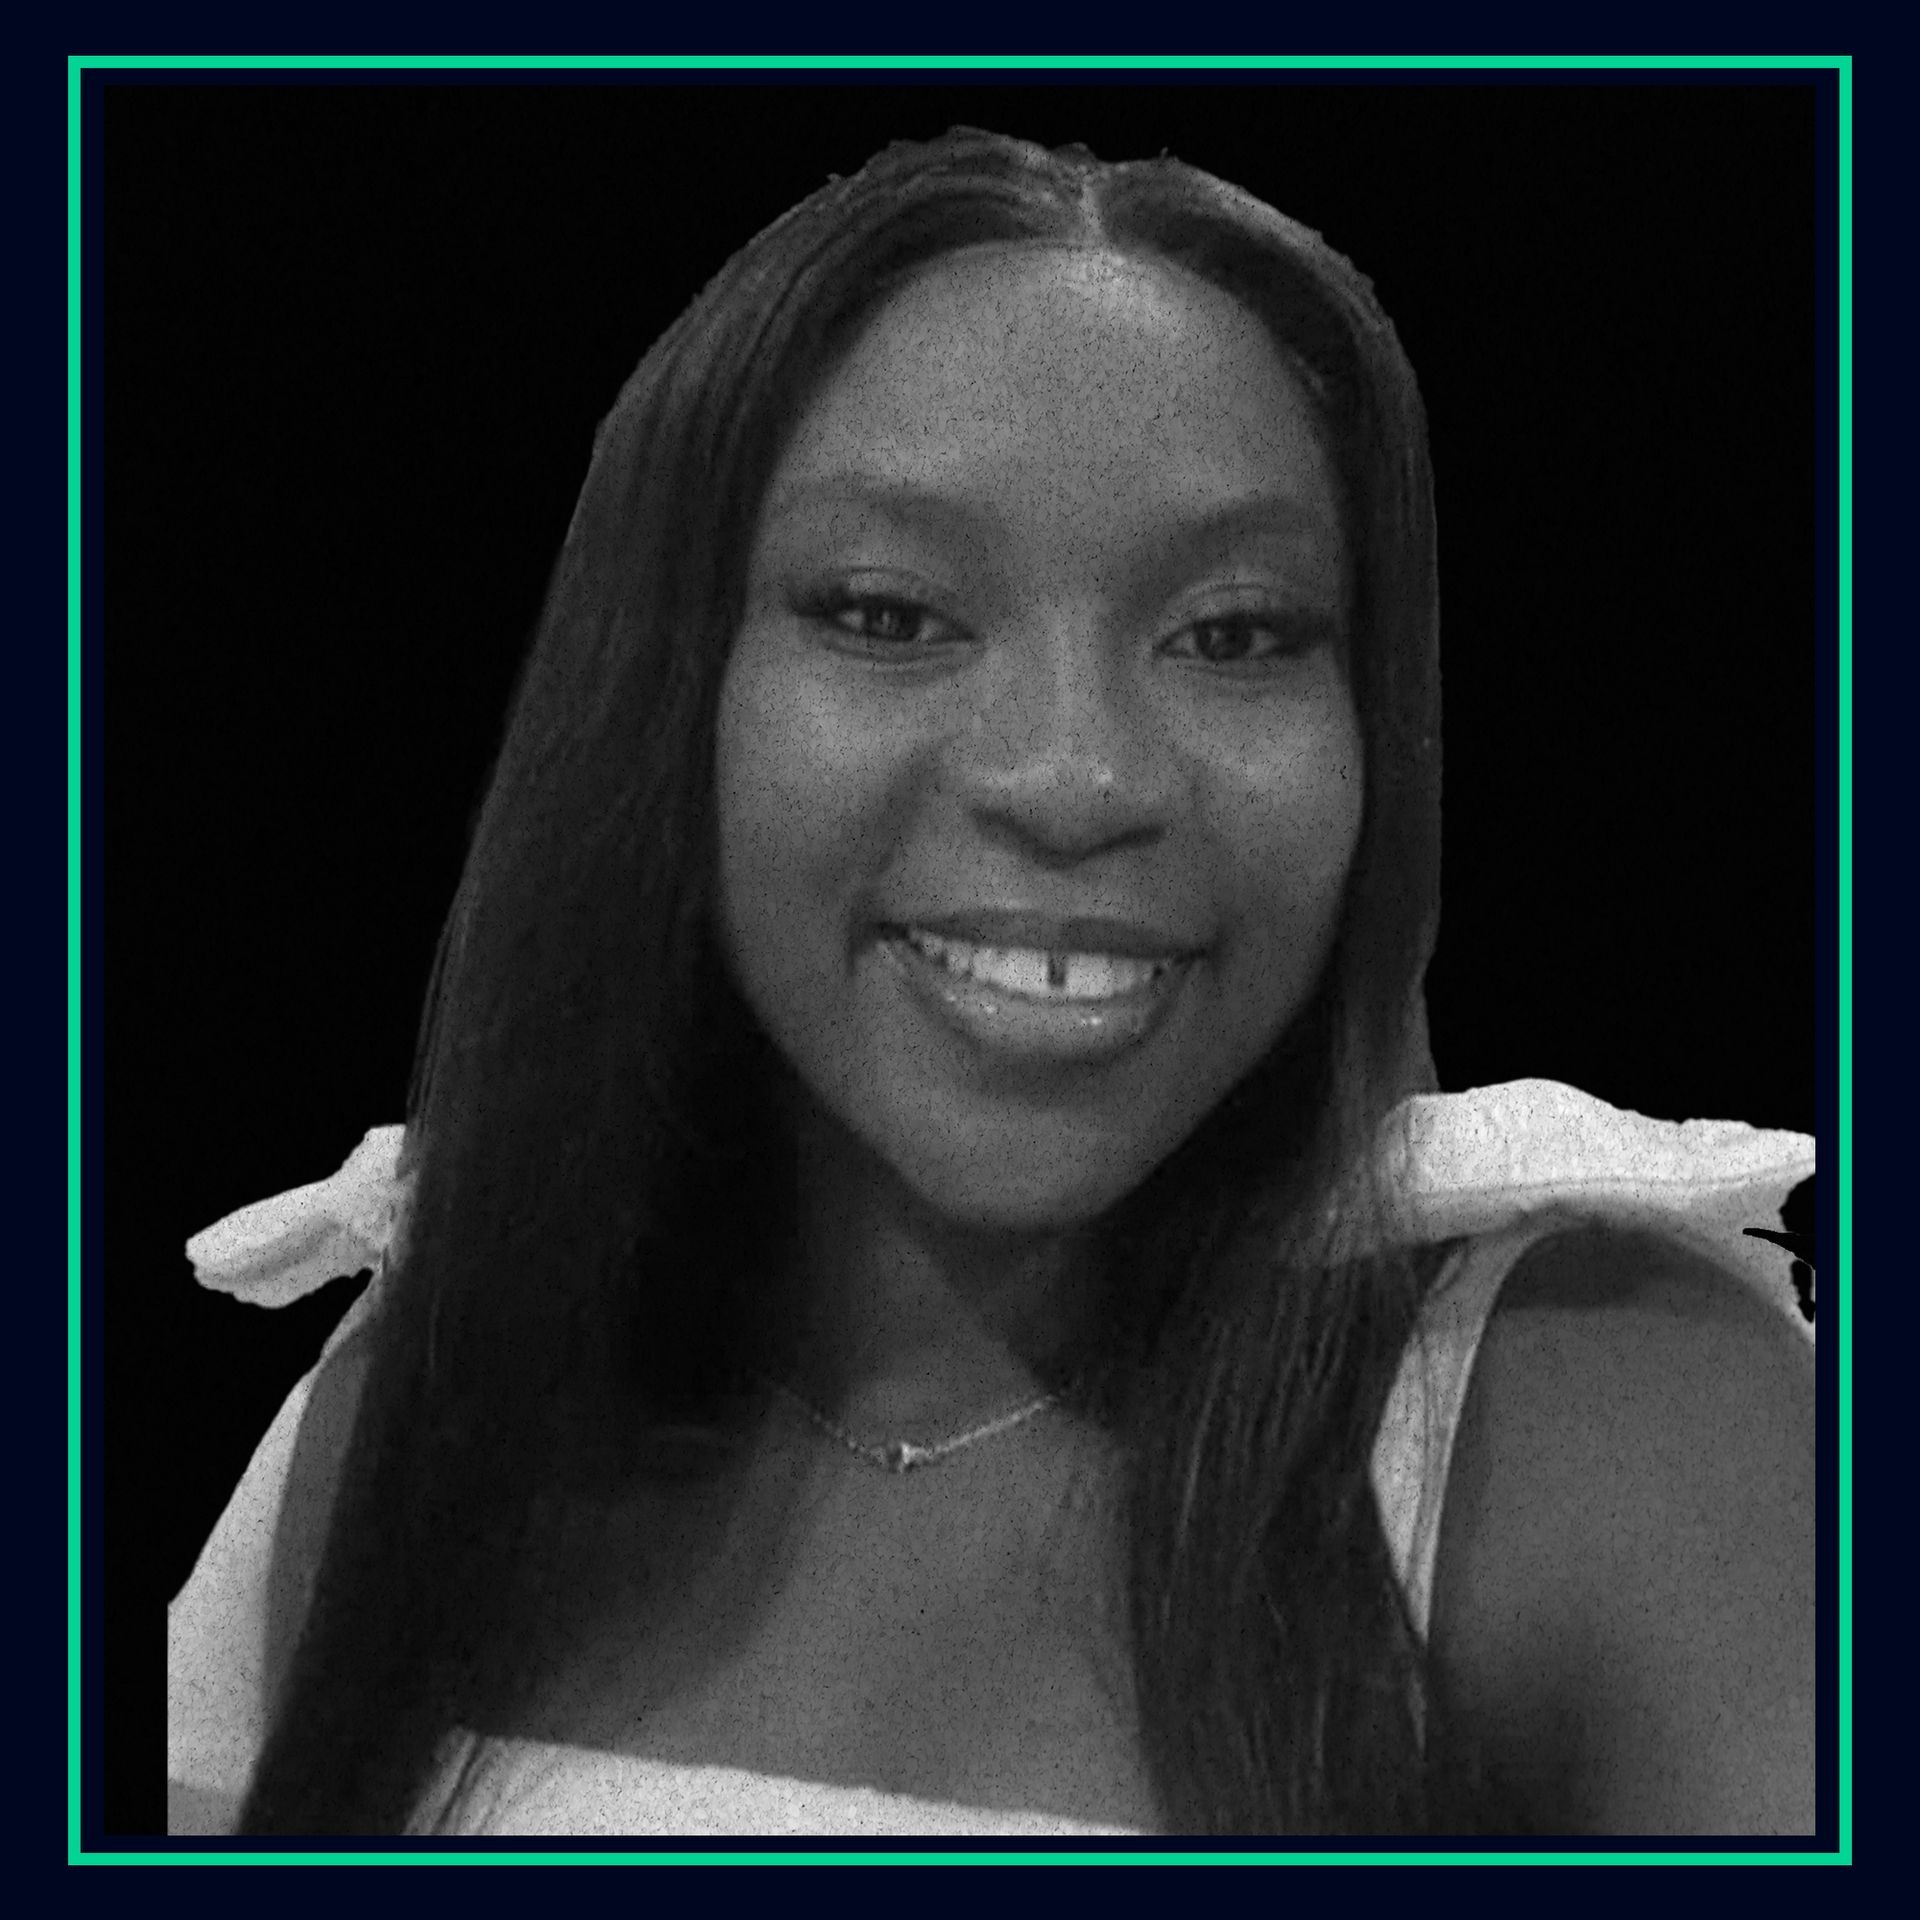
left=898, top=1140, right=1163, bottom=1239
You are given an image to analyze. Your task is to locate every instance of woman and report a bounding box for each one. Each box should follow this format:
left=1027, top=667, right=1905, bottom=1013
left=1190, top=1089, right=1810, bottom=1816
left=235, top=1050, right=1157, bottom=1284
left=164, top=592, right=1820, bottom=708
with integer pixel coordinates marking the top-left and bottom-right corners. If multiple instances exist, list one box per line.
left=167, top=128, right=1815, bottom=1839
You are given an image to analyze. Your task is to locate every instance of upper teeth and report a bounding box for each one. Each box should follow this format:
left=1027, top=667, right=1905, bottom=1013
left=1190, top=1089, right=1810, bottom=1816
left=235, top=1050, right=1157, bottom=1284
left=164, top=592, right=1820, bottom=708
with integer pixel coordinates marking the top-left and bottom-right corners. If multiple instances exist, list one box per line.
left=902, top=928, right=1170, bottom=1000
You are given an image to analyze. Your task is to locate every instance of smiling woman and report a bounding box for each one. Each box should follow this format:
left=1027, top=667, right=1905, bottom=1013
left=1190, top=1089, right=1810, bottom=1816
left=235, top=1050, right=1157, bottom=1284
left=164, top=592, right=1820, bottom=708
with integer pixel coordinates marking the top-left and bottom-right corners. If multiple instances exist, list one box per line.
left=718, top=245, right=1362, bottom=1246
left=165, top=126, right=1815, bottom=1841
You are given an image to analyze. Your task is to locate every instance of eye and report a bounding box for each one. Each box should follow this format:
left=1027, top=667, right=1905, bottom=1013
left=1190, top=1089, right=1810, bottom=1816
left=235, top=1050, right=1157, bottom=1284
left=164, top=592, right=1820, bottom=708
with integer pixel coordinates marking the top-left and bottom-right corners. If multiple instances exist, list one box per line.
left=1164, top=610, right=1335, bottom=668
left=796, top=589, right=959, bottom=651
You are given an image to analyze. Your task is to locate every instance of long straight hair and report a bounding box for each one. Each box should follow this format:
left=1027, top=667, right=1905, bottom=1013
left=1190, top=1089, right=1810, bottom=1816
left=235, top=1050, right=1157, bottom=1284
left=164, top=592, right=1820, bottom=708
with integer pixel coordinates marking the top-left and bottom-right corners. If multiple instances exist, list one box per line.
left=237, top=127, right=1445, bottom=1837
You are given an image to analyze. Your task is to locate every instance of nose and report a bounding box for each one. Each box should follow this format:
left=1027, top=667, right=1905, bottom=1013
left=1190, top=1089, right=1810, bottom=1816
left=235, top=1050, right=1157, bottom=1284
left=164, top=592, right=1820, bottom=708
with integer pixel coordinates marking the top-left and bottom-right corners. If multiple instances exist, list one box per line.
left=944, top=612, right=1183, bottom=861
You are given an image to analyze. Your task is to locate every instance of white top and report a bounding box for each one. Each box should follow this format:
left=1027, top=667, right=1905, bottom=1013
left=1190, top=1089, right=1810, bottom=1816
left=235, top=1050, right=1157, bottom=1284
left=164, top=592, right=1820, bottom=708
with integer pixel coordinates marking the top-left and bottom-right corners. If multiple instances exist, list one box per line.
left=167, top=1079, right=1813, bottom=1837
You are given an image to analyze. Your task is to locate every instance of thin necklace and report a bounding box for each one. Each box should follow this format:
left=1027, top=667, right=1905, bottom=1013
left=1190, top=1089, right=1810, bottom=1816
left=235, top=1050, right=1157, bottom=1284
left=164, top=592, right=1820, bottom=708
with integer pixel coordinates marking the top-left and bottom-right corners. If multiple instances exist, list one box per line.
left=747, top=1368, right=1061, bottom=1474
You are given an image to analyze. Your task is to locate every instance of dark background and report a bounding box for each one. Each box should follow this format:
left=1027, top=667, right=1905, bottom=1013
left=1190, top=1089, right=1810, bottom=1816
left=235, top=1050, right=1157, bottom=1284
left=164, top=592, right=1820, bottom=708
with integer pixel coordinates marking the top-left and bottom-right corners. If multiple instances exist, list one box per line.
left=107, top=78, right=1827, bottom=1834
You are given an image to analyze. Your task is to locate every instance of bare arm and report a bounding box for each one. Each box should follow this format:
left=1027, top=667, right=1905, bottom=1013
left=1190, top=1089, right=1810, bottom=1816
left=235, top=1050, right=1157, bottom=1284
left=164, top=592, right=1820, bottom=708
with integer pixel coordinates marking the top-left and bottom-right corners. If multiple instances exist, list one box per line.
left=1428, top=1226, right=1816, bottom=1836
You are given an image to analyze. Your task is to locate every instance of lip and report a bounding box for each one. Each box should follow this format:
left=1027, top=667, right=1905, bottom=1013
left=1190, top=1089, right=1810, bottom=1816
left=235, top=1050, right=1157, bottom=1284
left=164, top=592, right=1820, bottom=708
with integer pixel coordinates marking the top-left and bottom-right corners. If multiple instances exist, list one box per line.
left=878, top=927, right=1198, bottom=1065
left=882, top=908, right=1207, bottom=964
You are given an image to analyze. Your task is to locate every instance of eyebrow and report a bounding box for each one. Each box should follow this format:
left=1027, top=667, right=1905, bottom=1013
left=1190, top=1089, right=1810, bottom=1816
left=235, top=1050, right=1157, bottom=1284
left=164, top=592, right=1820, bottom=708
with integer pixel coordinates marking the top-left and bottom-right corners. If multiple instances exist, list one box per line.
left=759, top=473, right=1331, bottom=557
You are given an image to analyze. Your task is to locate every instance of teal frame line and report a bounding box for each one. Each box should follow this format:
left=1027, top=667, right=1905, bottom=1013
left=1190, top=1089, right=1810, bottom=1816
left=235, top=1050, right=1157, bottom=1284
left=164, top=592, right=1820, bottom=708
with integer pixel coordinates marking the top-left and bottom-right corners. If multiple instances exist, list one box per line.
left=70, top=49, right=1852, bottom=1867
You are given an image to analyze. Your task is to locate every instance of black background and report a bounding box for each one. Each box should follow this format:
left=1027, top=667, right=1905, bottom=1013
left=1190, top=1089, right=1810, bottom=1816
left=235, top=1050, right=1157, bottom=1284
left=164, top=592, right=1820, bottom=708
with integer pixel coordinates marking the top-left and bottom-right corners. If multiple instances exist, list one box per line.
left=106, top=76, right=1829, bottom=1840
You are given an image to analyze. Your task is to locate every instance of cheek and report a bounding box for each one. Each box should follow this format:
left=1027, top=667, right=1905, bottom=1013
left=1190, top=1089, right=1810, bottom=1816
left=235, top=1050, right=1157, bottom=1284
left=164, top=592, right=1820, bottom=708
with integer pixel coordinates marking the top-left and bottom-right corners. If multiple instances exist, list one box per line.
left=714, top=641, right=907, bottom=986
left=719, top=650, right=830, bottom=877
left=1208, top=702, right=1365, bottom=971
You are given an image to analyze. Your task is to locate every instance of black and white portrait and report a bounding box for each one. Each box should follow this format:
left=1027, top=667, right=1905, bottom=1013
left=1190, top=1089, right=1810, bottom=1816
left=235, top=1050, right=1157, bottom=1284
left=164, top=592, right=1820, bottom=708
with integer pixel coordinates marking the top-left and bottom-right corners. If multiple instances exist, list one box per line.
left=103, top=76, right=1827, bottom=1844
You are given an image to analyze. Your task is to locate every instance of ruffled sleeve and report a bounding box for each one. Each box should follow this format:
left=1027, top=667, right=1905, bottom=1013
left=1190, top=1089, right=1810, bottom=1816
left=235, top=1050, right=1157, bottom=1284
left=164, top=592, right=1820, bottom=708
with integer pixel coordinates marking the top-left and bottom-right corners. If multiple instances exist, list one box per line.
left=1378, top=1077, right=1814, bottom=1330
left=185, top=1124, right=411, bottom=1311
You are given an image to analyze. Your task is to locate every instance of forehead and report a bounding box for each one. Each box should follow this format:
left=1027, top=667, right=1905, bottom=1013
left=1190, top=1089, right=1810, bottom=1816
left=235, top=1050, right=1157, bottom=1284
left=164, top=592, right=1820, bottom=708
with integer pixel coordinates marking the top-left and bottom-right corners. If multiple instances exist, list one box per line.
left=765, top=243, right=1341, bottom=549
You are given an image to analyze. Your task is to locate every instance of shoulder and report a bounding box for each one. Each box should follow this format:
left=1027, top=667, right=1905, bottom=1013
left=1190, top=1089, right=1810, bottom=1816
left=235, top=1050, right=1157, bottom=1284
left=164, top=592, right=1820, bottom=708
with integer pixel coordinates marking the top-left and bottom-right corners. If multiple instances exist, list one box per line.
left=169, top=1310, right=381, bottom=1823
left=261, top=1314, right=380, bottom=1707
left=1427, top=1223, right=1815, bottom=1835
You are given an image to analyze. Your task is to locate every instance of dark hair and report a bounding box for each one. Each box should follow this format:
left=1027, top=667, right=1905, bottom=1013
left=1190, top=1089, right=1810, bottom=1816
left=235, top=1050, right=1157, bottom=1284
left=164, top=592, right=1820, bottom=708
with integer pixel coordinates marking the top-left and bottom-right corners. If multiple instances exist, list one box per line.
left=237, top=126, right=1445, bottom=1837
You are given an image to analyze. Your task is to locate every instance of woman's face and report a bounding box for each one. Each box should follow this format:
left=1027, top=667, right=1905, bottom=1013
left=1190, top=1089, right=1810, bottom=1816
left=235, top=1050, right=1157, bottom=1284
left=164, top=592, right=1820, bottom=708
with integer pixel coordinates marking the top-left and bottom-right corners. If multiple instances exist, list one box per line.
left=716, top=242, right=1363, bottom=1233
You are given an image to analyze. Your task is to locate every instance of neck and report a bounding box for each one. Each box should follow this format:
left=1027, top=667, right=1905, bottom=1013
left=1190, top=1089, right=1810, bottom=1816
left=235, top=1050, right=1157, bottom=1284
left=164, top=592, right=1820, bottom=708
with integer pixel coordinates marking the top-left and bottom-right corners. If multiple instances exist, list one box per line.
left=758, top=1095, right=1106, bottom=1439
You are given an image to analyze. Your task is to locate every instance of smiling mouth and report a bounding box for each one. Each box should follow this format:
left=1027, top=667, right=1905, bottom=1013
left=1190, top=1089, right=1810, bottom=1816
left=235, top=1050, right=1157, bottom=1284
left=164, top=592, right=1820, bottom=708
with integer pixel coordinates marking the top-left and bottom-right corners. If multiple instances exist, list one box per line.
left=893, top=925, right=1177, bottom=1003
left=878, top=924, right=1197, bottom=1067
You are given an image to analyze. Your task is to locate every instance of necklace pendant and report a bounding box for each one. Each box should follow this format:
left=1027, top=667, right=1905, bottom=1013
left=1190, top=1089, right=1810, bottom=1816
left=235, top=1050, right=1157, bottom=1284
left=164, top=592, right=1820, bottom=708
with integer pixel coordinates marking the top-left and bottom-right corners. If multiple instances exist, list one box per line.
left=884, top=1439, right=925, bottom=1472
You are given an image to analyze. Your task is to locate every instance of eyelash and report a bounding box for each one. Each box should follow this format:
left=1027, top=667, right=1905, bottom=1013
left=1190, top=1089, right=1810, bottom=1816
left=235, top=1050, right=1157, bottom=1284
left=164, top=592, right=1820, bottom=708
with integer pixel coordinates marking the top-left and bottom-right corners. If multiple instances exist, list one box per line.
left=796, top=590, right=1330, bottom=667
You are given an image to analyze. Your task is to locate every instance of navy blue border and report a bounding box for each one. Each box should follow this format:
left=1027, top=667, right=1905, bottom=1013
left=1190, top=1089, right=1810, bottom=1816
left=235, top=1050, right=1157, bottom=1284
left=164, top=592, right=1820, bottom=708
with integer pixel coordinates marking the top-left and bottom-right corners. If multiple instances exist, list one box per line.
left=1807, top=64, right=1842, bottom=1863
left=77, top=56, right=1848, bottom=1861
left=81, top=63, right=111, bottom=1853
left=77, top=62, right=1834, bottom=90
